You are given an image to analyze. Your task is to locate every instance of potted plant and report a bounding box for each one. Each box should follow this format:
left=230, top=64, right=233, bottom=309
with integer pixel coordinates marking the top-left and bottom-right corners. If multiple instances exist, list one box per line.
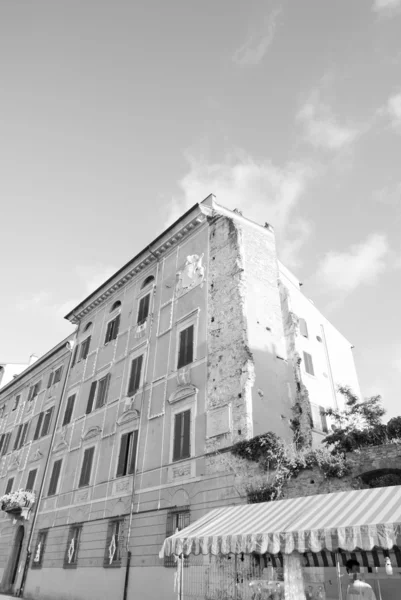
left=0, top=490, right=35, bottom=519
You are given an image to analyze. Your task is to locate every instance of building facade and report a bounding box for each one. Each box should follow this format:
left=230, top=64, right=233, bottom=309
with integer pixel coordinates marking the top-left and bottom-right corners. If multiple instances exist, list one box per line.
left=0, top=196, right=361, bottom=600
left=0, top=355, right=38, bottom=390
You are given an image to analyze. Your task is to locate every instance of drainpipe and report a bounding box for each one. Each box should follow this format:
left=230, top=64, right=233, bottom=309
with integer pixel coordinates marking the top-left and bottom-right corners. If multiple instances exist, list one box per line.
left=17, top=334, right=77, bottom=597
left=320, top=324, right=338, bottom=410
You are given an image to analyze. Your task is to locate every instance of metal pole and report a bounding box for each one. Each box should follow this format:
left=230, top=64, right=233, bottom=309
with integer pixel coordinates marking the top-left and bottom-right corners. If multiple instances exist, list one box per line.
left=179, top=554, right=184, bottom=600
left=336, top=552, right=343, bottom=600
left=234, top=554, right=238, bottom=600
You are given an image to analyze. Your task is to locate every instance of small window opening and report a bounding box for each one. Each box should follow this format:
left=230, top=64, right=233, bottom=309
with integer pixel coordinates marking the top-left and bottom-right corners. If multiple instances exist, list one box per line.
left=110, top=300, right=121, bottom=313
left=84, top=321, right=92, bottom=332
left=141, top=275, right=154, bottom=289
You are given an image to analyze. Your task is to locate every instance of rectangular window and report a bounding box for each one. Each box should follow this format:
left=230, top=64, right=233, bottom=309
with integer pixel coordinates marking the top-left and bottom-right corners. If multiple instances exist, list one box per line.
left=47, top=372, right=54, bottom=389
left=71, top=345, right=78, bottom=367
left=79, top=337, right=91, bottom=361
left=5, top=477, right=14, bottom=495
left=173, top=410, right=191, bottom=462
left=95, top=374, right=110, bottom=409
left=1, top=432, right=11, bottom=456
left=311, top=404, right=328, bottom=433
left=86, top=381, right=97, bottom=415
left=164, top=510, right=190, bottom=567
left=104, top=315, right=120, bottom=344
left=0, top=434, right=4, bottom=455
left=48, top=459, right=62, bottom=496
left=127, top=355, right=143, bottom=397
left=33, top=412, right=44, bottom=441
left=64, top=525, right=82, bottom=568
left=19, top=422, right=29, bottom=449
left=299, top=317, right=309, bottom=338
left=303, top=351, right=315, bottom=375
left=62, top=395, right=76, bottom=426
left=79, top=447, right=95, bottom=488
left=13, top=424, right=23, bottom=450
left=32, top=530, right=48, bottom=568
left=177, top=325, right=194, bottom=369
left=104, top=519, right=123, bottom=567
left=26, top=469, right=38, bottom=491
left=28, top=381, right=42, bottom=402
left=12, top=395, right=21, bottom=411
left=116, top=430, right=138, bottom=477
left=137, top=294, right=150, bottom=325
left=41, top=407, right=54, bottom=437
left=53, top=366, right=63, bottom=384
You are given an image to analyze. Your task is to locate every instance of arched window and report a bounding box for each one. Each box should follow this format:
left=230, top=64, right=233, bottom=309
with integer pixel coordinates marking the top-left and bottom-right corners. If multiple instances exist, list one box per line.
left=141, top=275, right=154, bottom=289
left=110, top=300, right=121, bottom=313
left=84, top=321, right=92, bottom=332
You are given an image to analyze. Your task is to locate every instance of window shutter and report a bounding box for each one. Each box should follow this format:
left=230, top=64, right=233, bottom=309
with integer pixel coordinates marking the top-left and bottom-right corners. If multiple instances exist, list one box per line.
left=86, top=382, right=97, bottom=414
left=104, top=321, right=112, bottom=344
left=127, top=355, right=143, bottom=396
left=182, top=410, right=191, bottom=459
left=79, top=447, right=94, bottom=487
left=178, top=326, right=194, bottom=369
left=54, top=367, right=63, bottom=383
left=27, top=386, right=34, bottom=402
left=303, top=351, right=315, bottom=376
left=112, top=315, right=120, bottom=340
left=116, top=433, right=129, bottom=477
left=63, top=395, right=75, bottom=426
left=71, top=345, right=78, bottom=367
left=186, top=325, right=194, bottom=364
left=81, top=337, right=91, bottom=360
left=13, top=424, right=22, bottom=450
left=177, top=330, right=186, bottom=369
left=96, top=374, right=110, bottom=409
left=299, top=318, right=309, bottom=338
left=5, top=478, right=14, bottom=494
left=320, top=406, right=328, bottom=433
left=33, top=413, right=44, bottom=441
left=173, top=413, right=182, bottom=461
left=19, top=422, right=29, bottom=448
left=47, top=372, right=54, bottom=388
left=12, top=395, right=20, bottom=411
left=2, top=432, right=11, bottom=455
left=26, top=469, right=37, bottom=491
left=138, top=294, right=150, bottom=325
left=0, top=434, right=4, bottom=455
left=34, top=381, right=41, bottom=397
left=41, top=407, right=54, bottom=437
left=128, top=430, right=138, bottom=475
left=48, top=460, right=62, bottom=496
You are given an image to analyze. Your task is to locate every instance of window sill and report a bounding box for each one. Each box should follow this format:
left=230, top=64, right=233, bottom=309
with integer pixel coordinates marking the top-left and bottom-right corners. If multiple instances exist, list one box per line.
left=103, top=561, right=122, bottom=569
left=63, top=563, right=78, bottom=569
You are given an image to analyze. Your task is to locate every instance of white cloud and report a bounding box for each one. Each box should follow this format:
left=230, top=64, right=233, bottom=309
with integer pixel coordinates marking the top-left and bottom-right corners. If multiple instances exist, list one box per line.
left=297, top=91, right=359, bottom=150
left=316, top=233, right=389, bottom=294
left=384, top=92, right=401, bottom=131
left=166, top=152, right=315, bottom=267
left=373, top=0, right=401, bottom=13
left=232, top=8, right=281, bottom=66
left=16, top=291, right=51, bottom=312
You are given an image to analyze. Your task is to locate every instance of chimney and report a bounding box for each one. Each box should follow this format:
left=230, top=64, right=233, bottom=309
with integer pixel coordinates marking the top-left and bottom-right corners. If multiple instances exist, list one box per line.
left=29, top=354, right=38, bottom=366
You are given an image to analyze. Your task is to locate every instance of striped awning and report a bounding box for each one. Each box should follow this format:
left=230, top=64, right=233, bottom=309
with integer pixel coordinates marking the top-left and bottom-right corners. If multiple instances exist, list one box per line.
left=160, top=486, right=401, bottom=558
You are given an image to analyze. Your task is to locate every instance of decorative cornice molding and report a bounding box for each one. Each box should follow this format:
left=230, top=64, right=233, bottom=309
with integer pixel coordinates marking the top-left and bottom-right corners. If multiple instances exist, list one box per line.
left=53, top=440, right=68, bottom=454
left=81, top=426, right=102, bottom=441
left=168, top=384, right=198, bottom=405
left=68, top=213, right=207, bottom=324
left=29, top=448, right=43, bottom=463
left=117, top=409, right=140, bottom=426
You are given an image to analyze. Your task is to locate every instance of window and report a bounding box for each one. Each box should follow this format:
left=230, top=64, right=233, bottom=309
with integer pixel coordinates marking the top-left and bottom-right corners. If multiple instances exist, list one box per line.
left=110, top=300, right=121, bottom=313
left=28, top=380, right=41, bottom=402
left=104, top=315, right=120, bottom=344
left=71, top=345, right=78, bottom=367
left=137, top=294, right=150, bottom=325
left=33, top=407, right=54, bottom=441
left=0, top=432, right=11, bottom=456
left=13, top=422, right=29, bottom=450
left=104, top=519, right=123, bottom=567
left=311, top=404, right=328, bottom=433
left=26, top=469, right=38, bottom=491
left=5, top=477, right=14, bottom=494
left=64, top=525, right=82, bottom=568
left=303, top=351, right=315, bottom=376
left=84, top=321, right=92, bottom=332
left=79, top=447, right=95, bottom=488
left=164, top=509, right=190, bottom=567
left=62, top=394, right=76, bottom=426
left=95, top=374, right=111, bottom=409
left=177, top=325, right=194, bottom=369
left=141, top=275, right=154, bottom=289
left=299, top=318, right=309, bottom=338
left=53, top=366, right=63, bottom=384
left=12, top=395, right=21, bottom=411
left=116, top=431, right=138, bottom=477
left=32, top=530, right=48, bottom=568
left=173, top=410, right=191, bottom=462
left=47, top=372, right=54, bottom=388
left=48, top=459, right=62, bottom=496
left=79, top=337, right=91, bottom=361
left=127, top=355, right=143, bottom=396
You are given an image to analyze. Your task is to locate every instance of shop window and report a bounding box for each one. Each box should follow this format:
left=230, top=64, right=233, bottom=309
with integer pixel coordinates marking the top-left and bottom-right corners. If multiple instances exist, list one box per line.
left=116, top=431, right=138, bottom=477
left=127, top=355, right=143, bottom=396
left=173, top=410, right=191, bottom=462
left=299, top=318, right=309, bottom=338
left=32, top=530, right=48, bottom=568
left=177, top=325, right=194, bottom=369
left=104, top=519, right=123, bottom=567
left=79, top=447, right=95, bottom=488
left=26, top=469, right=37, bottom=491
left=12, top=395, right=21, bottom=411
left=104, top=315, right=120, bottom=344
left=303, top=351, right=315, bottom=376
left=64, top=525, right=82, bottom=568
left=164, top=509, right=190, bottom=567
left=5, top=477, right=14, bottom=495
left=62, top=394, right=76, bottom=426
left=48, top=459, right=62, bottom=496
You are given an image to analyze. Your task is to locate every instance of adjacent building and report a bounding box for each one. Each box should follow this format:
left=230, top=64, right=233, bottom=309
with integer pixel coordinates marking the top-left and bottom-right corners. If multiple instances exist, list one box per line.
left=0, top=196, right=361, bottom=600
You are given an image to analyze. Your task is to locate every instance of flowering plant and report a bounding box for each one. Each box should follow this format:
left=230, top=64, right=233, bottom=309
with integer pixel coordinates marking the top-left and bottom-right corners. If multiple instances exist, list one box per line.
left=0, top=489, right=35, bottom=512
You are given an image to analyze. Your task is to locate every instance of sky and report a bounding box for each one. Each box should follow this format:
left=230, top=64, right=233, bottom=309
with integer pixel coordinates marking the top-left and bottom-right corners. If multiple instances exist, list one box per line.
left=0, top=0, right=400, bottom=418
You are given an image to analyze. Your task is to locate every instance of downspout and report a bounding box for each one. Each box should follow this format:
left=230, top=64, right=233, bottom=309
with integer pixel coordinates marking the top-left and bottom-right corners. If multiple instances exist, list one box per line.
left=320, top=324, right=338, bottom=410
left=17, top=333, right=77, bottom=597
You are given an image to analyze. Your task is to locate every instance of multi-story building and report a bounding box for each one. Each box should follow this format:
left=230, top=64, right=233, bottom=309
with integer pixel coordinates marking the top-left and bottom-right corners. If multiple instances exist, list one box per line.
left=0, top=337, right=73, bottom=596
left=0, top=196, right=360, bottom=600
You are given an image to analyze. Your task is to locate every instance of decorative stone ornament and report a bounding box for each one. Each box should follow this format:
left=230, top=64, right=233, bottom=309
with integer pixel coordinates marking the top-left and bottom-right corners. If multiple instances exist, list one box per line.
left=168, top=384, right=198, bottom=405
left=81, top=426, right=102, bottom=441
left=176, top=254, right=205, bottom=297
left=109, top=534, right=116, bottom=564
left=117, top=409, right=140, bottom=426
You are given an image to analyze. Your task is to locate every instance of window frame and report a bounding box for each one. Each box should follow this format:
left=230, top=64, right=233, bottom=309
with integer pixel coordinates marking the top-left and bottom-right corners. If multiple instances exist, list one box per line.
left=63, top=524, right=83, bottom=568
left=78, top=446, right=95, bottom=488
left=137, top=292, right=151, bottom=326
left=170, top=396, right=196, bottom=465
left=103, top=518, right=123, bottom=568
left=5, top=477, right=14, bottom=495
left=12, top=395, right=21, bottom=411
left=299, top=317, right=309, bottom=338
left=175, top=310, right=199, bottom=371
left=32, top=529, right=48, bottom=569
left=48, top=459, right=63, bottom=497
left=104, top=314, right=121, bottom=345
left=116, top=430, right=138, bottom=478
left=164, top=508, right=190, bottom=567
left=28, top=380, right=42, bottom=402
left=79, top=336, right=91, bottom=361
left=0, top=432, right=12, bottom=456
left=95, top=374, right=111, bottom=409
left=303, top=351, right=315, bottom=376
left=310, top=403, right=329, bottom=433
left=26, top=468, right=38, bottom=492
left=126, top=354, right=144, bottom=397
left=62, top=394, right=76, bottom=426
left=53, top=365, right=63, bottom=384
